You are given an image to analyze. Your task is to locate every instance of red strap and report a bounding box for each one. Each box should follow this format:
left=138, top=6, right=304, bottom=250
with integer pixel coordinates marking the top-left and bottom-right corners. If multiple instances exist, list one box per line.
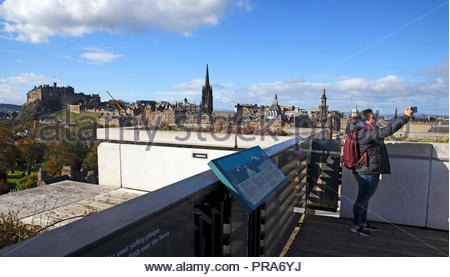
left=353, top=131, right=371, bottom=168
left=357, top=147, right=371, bottom=167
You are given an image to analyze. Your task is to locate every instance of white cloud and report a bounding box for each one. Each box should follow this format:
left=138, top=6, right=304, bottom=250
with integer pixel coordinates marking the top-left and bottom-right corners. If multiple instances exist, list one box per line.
left=153, top=90, right=202, bottom=105
left=0, top=0, right=249, bottom=43
left=80, top=51, right=122, bottom=63
left=0, top=73, right=58, bottom=84
left=0, top=84, right=26, bottom=104
left=0, top=73, right=59, bottom=104
left=170, top=78, right=233, bottom=90
left=153, top=96, right=178, bottom=103
left=235, top=0, right=254, bottom=12
left=148, top=60, right=449, bottom=114
left=425, top=59, right=449, bottom=79
left=155, top=90, right=200, bottom=96
left=224, top=61, right=449, bottom=114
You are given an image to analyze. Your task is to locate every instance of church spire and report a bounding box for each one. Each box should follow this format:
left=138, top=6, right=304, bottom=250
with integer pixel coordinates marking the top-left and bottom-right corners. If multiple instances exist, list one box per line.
left=270, top=92, right=281, bottom=112
left=321, top=88, right=327, bottom=107
left=201, top=64, right=213, bottom=114
left=205, top=64, right=210, bottom=87
left=320, top=88, right=328, bottom=125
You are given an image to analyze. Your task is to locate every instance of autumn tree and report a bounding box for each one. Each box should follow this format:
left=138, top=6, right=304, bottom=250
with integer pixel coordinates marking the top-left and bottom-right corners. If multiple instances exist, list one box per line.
left=0, top=170, right=8, bottom=195
left=0, top=121, right=17, bottom=171
left=16, top=143, right=44, bottom=174
left=44, top=140, right=69, bottom=178
left=83, top=141, right=99, bottom=169
left=44, top=139, right=90, bottom=177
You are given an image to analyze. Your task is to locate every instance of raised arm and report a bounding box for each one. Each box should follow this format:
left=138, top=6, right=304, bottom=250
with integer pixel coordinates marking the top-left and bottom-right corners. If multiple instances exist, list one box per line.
left=360, top=107, right=413, bottom=143
left=375, top=115, right=410, bottom=139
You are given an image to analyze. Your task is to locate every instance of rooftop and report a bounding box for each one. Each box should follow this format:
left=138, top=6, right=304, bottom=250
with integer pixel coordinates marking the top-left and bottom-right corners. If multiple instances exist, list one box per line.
left=0, top=181, right=146, bottom=231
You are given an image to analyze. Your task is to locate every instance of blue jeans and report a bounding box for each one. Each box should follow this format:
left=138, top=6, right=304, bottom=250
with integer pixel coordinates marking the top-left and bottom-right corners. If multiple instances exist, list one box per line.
left=353, top=174, right=380, bottom=226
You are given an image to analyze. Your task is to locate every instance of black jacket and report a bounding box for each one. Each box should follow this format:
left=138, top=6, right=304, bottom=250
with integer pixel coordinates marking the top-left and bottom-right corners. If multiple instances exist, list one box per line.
left=345, top=115, right=410, bottom=175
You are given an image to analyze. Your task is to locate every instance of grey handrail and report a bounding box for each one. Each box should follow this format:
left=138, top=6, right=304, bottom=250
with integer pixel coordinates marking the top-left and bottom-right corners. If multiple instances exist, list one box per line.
left=0, top=133, right=318, bottom=257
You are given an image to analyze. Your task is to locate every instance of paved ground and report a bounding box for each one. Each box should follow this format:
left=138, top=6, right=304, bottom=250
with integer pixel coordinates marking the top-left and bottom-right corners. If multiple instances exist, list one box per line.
left=0, top=181, right=147, bottom=230
left=285, top=214, right=449, bottom=257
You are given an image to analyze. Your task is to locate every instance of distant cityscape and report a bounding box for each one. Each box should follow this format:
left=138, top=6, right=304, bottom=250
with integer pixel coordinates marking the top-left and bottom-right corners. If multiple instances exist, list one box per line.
left=1, top=65, right=447, bottom=127
left=2, top=65, right=348, bottom=131
left=2, top=66, right=447, bottom=128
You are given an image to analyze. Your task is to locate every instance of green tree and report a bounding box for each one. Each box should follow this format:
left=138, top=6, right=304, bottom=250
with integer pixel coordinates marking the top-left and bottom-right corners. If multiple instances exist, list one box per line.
left=14, top=102, right=41, bottom=126
left=15, top=141, right=43, bottom=173
left=83, top=142, right=99, bottom=169
left=0, top=210, right=41, bottom=249
left=105, top=99, right=126, bottom=111
left=16, top=173, right=37, bottom=191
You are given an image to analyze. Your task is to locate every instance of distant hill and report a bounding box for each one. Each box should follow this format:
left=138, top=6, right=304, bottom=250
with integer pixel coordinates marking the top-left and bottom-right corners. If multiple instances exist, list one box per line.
left=0, top=103, right=22, bottom=112
left=384, top=113, right=449, bottom=120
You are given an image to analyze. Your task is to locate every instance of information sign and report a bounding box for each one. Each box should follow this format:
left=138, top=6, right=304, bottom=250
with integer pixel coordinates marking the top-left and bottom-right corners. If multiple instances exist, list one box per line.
left=208, top=146, right=287, bottom=213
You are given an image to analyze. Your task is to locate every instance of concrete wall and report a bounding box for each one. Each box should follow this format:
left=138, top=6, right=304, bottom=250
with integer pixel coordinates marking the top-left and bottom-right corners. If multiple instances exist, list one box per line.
left=340, top=142, right=449, bottom=230
left=399, top=122, right=431, bottom=133
left=97, top=143, right=122, bottom=187
left=427, top=143, right=449, bottom=230
left=393, top=130, right=448, bottom=140
left=98, top=142, right=235, bottom=191
left=96, top=128, right=323, bottom=192
left=340, top=119, right=447, bottom=140
left=96, top=127, right=319, bottom=149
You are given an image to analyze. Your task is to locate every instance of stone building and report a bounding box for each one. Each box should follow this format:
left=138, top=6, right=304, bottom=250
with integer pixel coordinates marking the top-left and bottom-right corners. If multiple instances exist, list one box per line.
left=177, top=98, right=202, bottom=113
left=143, top=65, right=214, bottom=127
left=27, top=82, right=101, bottom=112
left=67, top=104, right=81, bottom=113
left=351, top=105, right=359, bottom=117
left=201, top=65, right=213, bottom=114
left=235, top=104, right=263, bottom=122
left=265, top=94, right=283, bottom=121
left=98, top=114, right=138, bottom=127
left=27, top=82, right=75, bottom=105
left=319, top=88, right=328, bottom=126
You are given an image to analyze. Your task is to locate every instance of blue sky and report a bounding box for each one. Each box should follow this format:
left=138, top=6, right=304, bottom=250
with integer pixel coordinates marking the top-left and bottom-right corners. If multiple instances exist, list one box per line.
left=0, top=0, right=448, bottom=115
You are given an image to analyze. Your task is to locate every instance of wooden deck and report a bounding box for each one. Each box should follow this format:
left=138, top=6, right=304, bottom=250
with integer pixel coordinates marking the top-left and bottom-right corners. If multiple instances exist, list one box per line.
left=285, top=215, right=449, bottom=257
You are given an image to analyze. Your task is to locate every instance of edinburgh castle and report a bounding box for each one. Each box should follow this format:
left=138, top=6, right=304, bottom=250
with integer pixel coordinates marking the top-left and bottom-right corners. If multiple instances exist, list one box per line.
left=26, top=82, right=101, bottom=111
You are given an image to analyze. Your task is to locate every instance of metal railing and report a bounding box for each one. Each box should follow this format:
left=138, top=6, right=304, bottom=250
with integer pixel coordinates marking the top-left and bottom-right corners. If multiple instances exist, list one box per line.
left=0, top=132, right=328, bottom=257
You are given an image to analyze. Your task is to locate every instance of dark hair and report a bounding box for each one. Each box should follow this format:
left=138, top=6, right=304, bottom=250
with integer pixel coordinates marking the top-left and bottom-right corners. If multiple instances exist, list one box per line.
left=351, top=114, right=363, bottom=124
left=360, top=109, right=373, bottom=121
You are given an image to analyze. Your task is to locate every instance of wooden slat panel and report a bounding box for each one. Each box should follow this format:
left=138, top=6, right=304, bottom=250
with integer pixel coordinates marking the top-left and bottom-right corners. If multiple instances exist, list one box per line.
left=285, top=215, right=448, bottom=257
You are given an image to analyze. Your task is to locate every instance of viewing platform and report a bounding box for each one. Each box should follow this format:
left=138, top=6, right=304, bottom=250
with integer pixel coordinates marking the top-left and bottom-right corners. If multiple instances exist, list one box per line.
left=0, top=128, right=448, bottom=257
left=285, top=214, right=448, bottom=257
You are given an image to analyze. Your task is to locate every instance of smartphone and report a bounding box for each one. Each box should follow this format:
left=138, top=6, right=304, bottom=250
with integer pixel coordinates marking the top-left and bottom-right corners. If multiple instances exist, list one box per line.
left=411, top=106, right=418, bottom=113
